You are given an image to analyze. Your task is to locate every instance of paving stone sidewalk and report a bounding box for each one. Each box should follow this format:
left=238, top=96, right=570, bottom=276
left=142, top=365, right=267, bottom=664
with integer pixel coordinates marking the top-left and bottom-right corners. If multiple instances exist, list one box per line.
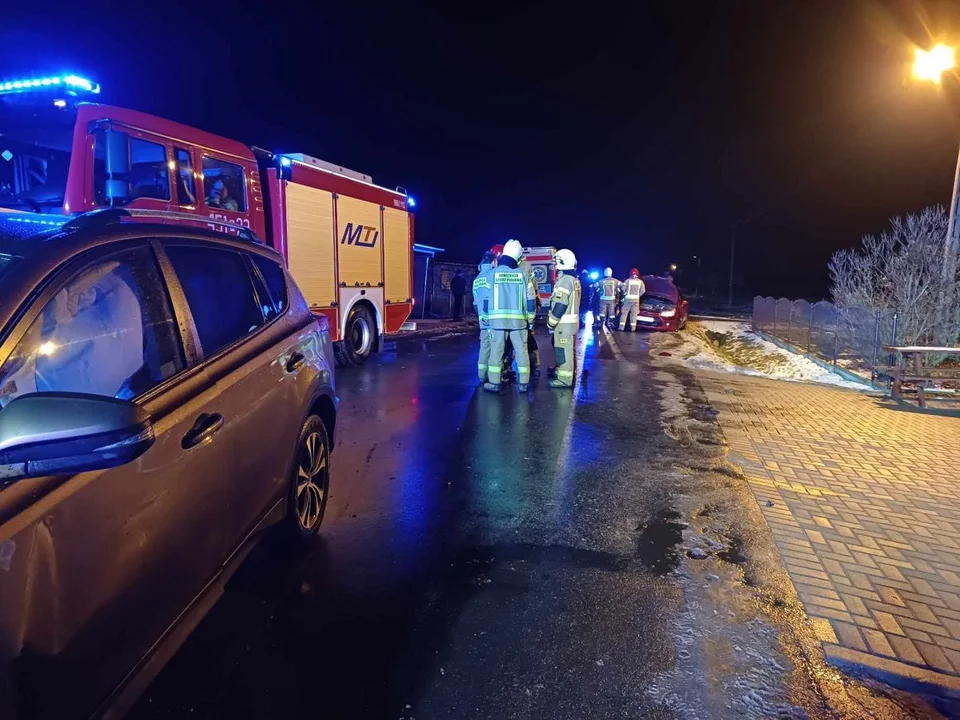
left=698, top=371, right=960, bottom=693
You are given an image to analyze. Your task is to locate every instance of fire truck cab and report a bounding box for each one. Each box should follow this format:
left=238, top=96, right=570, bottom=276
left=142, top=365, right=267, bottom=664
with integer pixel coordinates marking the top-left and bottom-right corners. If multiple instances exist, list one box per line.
left=0, top=75, right=414, bottom=366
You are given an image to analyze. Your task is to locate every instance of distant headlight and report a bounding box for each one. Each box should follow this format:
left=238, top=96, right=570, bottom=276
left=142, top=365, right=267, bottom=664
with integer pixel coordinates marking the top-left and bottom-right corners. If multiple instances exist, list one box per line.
left=661, top=309, right=676, bottom=318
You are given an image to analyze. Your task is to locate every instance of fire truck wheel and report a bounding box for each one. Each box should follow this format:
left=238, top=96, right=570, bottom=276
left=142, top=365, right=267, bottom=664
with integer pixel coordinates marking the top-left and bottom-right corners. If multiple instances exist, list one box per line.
left=335, top=304, right=376, bottom=366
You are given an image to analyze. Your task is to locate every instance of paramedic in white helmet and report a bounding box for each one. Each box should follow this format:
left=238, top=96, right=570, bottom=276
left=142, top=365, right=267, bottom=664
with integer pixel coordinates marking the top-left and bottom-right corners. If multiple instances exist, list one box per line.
left=546, top=249, right=581, bottom=388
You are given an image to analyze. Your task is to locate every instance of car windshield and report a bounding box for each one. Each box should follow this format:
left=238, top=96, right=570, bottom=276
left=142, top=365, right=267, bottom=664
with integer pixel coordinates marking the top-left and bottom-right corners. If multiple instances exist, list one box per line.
left=0, top=101, right=75, bottom=213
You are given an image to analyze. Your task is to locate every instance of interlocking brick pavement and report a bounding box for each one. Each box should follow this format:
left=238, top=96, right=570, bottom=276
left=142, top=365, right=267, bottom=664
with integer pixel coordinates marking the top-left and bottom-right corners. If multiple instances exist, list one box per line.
left=697, top=371, right=960, bottom=691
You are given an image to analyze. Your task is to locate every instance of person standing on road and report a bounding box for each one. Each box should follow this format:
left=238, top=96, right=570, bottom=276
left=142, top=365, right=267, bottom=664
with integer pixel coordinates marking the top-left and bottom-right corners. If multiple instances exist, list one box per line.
left=485, top=240, right=536, bottom=394
left=518, top=255, right=541, bottom=376
left=597, top=267, right=620, bottom=328
left=547, top=249, right=581, bottom=389
left=473, top=252, right=495, bottom=385
left=451, top=270, right=467, bottom=321
left=619, top=268, right=646, bottom=332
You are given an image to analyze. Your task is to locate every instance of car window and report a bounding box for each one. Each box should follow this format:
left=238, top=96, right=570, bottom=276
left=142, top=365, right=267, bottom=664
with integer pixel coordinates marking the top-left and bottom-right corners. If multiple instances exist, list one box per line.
left=175, top=148, right=196, bottom=206
left=201, top=157, right=246, bottom=212
left=0, top=247, right=184, bottom=406
left=164, top=245, right=264, bottom=357
left=93, top=130, right=171, bottom=205
left=251, top=254, right=287, bottom=317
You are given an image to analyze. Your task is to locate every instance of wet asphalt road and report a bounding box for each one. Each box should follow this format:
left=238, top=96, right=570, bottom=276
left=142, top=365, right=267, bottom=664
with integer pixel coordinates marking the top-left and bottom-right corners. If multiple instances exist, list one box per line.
left=129, top=323, right=694, bottom=719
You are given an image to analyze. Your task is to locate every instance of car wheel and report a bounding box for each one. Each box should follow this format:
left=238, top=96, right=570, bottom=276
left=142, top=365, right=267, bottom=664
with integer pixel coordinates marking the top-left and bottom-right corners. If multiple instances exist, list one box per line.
left=334, top=305, right=375, bottom=366
left=289, top=415, right=331, bottom=539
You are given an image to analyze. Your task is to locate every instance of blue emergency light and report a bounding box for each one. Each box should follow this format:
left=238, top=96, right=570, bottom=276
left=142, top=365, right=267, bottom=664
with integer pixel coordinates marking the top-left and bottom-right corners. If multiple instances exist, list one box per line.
left=589, top=270, right=600, bottom=281
left=0, top=74, right=100, bottom=95
left=279, top=156, right=292, bottom=167
left=406, top=196, right=416, bottom=209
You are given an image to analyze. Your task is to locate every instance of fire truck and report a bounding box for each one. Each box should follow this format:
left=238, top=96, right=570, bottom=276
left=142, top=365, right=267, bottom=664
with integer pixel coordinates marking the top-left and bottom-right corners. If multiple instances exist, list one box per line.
left=0, top=74, right=414, bottom=366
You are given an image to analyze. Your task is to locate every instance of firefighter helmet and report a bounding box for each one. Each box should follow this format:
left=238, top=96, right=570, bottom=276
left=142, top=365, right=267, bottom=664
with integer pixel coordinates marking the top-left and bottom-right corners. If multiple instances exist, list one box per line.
left=490, top=243, right=504, bottom=258
left=502, top=239, right=524, bottom=261
left=603, top=267, right=613, bottom=278
left=554, top=248, right=577, bottom=271
left=630, top=268, right=640, bottom=278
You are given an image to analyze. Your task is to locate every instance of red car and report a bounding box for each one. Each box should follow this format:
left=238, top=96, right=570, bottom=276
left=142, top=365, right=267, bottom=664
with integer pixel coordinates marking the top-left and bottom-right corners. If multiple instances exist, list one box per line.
left=636, top=275, right=689, bottom=331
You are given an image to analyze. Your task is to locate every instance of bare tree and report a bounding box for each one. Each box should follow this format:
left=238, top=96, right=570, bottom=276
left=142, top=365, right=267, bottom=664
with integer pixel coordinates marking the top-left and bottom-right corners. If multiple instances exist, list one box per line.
left=829, top=205, right=960, bottom=346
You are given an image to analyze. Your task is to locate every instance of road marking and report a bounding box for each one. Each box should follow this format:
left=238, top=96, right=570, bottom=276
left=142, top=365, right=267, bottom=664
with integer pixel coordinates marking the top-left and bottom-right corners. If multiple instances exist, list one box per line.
left=601, top=324, right=627, bottom=362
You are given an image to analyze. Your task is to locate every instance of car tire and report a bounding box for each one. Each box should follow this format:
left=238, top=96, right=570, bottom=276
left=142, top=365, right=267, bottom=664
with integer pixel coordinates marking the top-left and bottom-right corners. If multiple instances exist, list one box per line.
left=334, top=304, right=375, bottom=366
left=287, top=415, right=331, bottom=540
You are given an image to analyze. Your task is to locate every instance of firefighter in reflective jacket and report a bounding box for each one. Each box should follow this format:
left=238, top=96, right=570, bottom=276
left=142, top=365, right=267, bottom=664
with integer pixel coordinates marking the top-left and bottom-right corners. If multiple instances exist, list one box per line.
left=485, top=240, right=537, bottom=393
left=547, top=249, right=581, bottom=388
left=597, top=267, right=620, bottom=327
left=619, top=268, right=646, bottom=332
left=473, top=251, right=495, bottom=384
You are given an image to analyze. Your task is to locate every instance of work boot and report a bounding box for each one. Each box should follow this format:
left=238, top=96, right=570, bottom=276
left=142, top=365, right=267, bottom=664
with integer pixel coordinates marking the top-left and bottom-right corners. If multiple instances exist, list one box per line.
left=517, top=383, right=529, bottom=393
left=549, top=378, right=572, bottom=389
left=483, top=382, right=501, bottom=394
left=547, top=366, right=558, bottom=380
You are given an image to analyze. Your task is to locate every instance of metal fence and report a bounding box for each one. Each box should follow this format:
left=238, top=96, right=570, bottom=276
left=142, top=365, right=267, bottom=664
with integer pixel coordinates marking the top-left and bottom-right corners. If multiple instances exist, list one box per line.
left=752, top=297, right=909, bottom=383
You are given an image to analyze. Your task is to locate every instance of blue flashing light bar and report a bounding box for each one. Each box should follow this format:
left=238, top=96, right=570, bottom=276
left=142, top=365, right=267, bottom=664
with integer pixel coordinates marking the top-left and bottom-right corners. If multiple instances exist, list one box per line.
left=5, top=215, right=67, bottom=227
left=0, top=74, right=100, bottom=95
left=406, top=196, right=417, bottom=209
left=279, top=156, right=292, bottom=167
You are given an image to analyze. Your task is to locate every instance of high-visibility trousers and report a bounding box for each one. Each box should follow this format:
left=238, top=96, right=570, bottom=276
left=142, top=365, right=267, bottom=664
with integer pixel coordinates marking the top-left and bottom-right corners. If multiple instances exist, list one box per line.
left=599, top=300, right=617, bottom=321
left=552, top=323, right=577, bottom=386
left=489, top=329, right=530, bottom=386
left=620, top=300, right=640, bottom=330
left=477, top=328, right=492, bottom=381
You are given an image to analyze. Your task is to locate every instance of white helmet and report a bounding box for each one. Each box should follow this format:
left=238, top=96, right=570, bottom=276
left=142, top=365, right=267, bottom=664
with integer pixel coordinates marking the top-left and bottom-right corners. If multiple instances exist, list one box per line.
left=555, top=248, right=577, bottom=271
left=502, top=239, right=524, bottom=261
left=603, top=267, right=613, bottom=278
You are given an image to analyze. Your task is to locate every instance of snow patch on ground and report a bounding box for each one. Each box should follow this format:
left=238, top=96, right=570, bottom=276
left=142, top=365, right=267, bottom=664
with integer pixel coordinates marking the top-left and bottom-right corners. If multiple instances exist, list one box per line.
left=673, top=321, right=869, bottom=390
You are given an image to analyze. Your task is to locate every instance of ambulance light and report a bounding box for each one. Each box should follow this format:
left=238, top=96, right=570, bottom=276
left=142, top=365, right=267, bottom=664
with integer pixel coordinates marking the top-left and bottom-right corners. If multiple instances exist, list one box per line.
left=0, top=74, right=100, bottom=95
left=589, top=271, right=599, bottom=281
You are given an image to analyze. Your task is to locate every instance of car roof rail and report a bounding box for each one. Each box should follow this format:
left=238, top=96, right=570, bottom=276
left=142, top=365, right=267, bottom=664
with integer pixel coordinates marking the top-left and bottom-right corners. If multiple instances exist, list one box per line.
left=61, top=207, right=264, bottom=244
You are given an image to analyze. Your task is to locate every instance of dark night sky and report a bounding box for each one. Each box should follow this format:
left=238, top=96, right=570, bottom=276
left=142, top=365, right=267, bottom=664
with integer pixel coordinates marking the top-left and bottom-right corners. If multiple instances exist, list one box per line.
left=4, top=0, right=960, bottom=298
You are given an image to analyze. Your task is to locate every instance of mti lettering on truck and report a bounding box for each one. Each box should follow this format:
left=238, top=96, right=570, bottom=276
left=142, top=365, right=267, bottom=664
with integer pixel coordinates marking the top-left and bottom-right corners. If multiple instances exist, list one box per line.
left=340, top=223, right=379, bottom=248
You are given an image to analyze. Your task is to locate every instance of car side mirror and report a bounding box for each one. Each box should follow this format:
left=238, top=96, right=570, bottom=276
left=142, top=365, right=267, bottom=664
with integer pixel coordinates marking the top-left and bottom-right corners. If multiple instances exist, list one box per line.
left=0, top=392, right=154, bottom=482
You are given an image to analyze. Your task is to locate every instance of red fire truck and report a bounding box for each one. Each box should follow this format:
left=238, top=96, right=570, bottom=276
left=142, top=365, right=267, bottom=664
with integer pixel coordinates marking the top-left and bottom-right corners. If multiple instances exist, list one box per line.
left=0, top=74, right=414, bottom=366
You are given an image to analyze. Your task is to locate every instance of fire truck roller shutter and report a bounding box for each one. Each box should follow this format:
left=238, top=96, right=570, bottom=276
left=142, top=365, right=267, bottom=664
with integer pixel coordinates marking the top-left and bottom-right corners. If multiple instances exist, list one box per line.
left=383, top=207, right=411, bottom=303
left=335, top=195, right=383, bottom=288
left=284, top=183, right=336, bottom=308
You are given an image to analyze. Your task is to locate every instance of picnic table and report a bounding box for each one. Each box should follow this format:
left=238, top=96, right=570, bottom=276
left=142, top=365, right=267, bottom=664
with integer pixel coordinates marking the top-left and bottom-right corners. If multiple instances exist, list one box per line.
left=883, top=345, right=960, bottom=408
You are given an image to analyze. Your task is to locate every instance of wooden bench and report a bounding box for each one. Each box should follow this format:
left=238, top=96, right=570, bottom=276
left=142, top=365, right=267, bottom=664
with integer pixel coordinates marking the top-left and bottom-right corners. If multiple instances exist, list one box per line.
left=883, top=345, right=960, bottom=408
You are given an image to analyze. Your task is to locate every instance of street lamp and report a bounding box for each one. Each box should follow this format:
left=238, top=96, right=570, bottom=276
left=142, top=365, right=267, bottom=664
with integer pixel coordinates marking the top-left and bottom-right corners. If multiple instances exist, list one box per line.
left=912, top=43, right=960, bottom=257
left=913, top=44, right=956, bottom=84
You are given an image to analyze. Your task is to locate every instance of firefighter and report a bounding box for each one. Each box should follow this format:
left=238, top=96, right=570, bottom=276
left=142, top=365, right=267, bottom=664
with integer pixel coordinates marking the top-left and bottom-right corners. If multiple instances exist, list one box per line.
left=597, top=267, right=620, bottom=328
left=547, top=249, right=581, bottom=388
left=619, top=268, right=646, bottom=332
left=485, top=239, right=536, bottom=393
left=473, top=251, right=495, bottom=384
left=517, top=253, right=541, bottom=375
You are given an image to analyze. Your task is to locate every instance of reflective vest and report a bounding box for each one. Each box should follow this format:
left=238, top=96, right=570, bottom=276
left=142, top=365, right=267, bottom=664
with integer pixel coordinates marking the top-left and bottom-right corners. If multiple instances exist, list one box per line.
left=549, top=273, right=581, bottom=328
left=489, top=266, right=533, bottom=330
left=600, top=277, right=620, bottom=301
left=623, top=277, right=645, bottom=301
left=472, top=264, right=494, bottom=329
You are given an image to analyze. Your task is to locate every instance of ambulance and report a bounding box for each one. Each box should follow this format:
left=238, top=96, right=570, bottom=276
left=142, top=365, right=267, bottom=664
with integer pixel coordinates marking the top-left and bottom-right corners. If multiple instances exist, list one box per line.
left=0, top=73, right=414, bottom=365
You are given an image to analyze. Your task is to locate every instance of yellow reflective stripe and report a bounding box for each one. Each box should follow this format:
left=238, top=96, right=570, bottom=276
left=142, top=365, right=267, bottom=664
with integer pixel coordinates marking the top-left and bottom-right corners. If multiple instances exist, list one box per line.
left=488, top=312, right=528, bottom=319
left=558, top=317, right=579, bottom=324
left=557, top=370, right=574, bottom=378
left=554, top=287, right=570, bottom=296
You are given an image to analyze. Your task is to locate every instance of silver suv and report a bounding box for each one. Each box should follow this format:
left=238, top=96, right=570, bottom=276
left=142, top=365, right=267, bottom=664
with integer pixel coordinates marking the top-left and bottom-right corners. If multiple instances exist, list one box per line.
left=0, top=211, right=337, bottom=719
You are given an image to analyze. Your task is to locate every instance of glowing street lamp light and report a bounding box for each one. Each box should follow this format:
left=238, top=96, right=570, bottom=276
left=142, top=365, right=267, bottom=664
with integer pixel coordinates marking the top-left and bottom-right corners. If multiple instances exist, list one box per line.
left=913, top=44, right=956, bottom=84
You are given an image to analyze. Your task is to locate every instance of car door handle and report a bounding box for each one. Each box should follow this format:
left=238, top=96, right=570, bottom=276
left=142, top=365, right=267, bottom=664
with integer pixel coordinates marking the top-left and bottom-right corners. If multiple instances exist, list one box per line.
left=181, top=413, right=224, bottom=449
left=285, top=352, right=306, bottom=373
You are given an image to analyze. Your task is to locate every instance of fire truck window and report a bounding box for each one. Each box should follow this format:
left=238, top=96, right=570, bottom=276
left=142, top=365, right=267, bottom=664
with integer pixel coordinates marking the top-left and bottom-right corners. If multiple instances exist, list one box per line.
left=175, top=148, right=196, bottom=206
left=93, top=131, right=171, bottom=205
left=201, top=157, right=246, bottom=212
